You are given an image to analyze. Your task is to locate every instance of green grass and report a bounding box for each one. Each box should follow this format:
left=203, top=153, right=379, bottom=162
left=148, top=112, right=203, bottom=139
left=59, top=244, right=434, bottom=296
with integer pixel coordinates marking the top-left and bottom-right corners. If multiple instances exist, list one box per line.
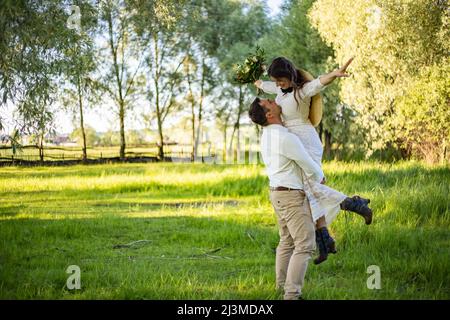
left=0, top=161, right=449, bottom=299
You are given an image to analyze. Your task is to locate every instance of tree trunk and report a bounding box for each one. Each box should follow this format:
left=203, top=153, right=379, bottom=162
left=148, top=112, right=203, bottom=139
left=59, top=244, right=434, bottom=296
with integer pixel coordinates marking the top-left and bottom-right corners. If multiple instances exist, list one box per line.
left=194, top=54, right=206, bottom=158
left=185, top=56, right=196, bottom=161
left=324, top=129, right=332, bottom=159
left=119, top=102, right=126, bottom=160
left=155, top=86, right=164, bottom=160
left=77, top=74, right=87, bottom=162
left=223, top=124, right=228, bottom=162
left=107, top=11, right=126, bottom=160
left=157, top=115, right=164, bottom=160
left=39, top=130, right=44, bottom=163
left=154, top=33, right=164, bottom=160
left=228, top=86, right=244, bottom=160
left=191, top=101, right=195, bottom=161
left=318, top=122, right=323, bottom=143
left=443, top=144, right=447, bottom=164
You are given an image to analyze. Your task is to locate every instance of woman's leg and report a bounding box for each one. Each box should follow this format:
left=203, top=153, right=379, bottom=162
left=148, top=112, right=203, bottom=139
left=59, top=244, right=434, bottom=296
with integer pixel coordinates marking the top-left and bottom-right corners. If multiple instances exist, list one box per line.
left=315, top=216, right=327, bottom=229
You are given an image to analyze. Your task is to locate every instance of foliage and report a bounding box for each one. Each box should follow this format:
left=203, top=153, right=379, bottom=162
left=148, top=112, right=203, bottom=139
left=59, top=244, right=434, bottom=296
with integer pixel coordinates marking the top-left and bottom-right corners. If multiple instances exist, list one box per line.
left=2, top=0, right=448, bottom=163
left=395, top=60, right=450, bottom=163
left=0, top=0, right=95, bottom=132
left=70, top=125, right=101, bottom=147
left=309, top=0, right=449, bottom=161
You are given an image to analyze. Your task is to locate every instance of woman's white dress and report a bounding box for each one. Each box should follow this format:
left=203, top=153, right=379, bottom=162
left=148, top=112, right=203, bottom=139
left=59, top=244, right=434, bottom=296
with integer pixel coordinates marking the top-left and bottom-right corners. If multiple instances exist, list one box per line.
left=259, top=78, right=347, bottom=225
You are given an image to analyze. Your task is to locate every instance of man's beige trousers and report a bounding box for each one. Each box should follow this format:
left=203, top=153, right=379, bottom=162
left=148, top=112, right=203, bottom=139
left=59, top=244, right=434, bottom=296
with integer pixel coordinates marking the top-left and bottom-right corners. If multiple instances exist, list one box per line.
left=269, top=189, right=316, bottom=300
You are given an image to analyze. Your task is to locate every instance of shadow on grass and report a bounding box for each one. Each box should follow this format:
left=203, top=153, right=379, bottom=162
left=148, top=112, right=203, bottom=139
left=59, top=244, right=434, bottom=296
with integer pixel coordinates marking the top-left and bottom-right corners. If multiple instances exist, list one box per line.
left=0, top=163, right=235, bottom=179
left=3, top=163, right=449, bottom=194
left=0, top=204, right=27, bottom=217
left=0, top=213, right=449, bottom=299
left=0, top=214, right=279, bottom=299
left=2, top=175, right=269, bottom=197
left=91, top=200, right=241, bottom=210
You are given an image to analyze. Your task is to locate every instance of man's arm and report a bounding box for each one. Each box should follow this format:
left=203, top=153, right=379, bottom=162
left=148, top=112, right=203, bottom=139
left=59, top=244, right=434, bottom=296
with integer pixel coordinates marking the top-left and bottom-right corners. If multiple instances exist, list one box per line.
left=281, top=133, right=325, bottom=183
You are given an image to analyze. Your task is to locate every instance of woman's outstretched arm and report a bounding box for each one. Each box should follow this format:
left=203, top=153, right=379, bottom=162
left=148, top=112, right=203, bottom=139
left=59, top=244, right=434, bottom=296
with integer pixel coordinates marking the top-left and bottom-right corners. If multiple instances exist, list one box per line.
left=302, top=57, right=355, bottom=99
left=319, top=57, right=354, bottom=86
left=254, top=80, right=278, bottom=94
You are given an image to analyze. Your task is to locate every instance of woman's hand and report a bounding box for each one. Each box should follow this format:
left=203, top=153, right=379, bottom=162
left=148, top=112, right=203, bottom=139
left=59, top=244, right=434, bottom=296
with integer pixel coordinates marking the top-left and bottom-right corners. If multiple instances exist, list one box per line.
left=319, top=57, right=355, bottom=85
left=254, top=79, right=262, bottom=88
left=333, top=57, right=354, bottom=78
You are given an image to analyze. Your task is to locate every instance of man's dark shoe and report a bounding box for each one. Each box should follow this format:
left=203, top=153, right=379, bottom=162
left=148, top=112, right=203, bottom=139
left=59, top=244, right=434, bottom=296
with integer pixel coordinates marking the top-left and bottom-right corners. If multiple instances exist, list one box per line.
left=313, top=229, right=328, bottom=265
left=340, top=196, right=373, bottom=225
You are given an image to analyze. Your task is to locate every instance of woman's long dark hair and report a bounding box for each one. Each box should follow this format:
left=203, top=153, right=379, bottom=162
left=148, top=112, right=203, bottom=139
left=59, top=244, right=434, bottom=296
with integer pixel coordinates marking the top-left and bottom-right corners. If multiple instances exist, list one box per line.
left=267, top=57, right=310, bottom=107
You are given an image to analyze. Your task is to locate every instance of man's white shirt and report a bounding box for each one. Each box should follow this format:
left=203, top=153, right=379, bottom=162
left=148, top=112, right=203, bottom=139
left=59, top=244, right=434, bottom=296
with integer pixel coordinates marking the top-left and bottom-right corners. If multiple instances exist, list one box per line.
left=260, top=124, right=324, bottom=189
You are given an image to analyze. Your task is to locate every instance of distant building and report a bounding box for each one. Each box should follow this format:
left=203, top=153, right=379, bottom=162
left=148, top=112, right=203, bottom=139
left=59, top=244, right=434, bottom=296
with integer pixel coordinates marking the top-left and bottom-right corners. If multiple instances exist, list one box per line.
left=45, top=133, right=77, bottom=146
left=0, top=134, right=9, bottom=144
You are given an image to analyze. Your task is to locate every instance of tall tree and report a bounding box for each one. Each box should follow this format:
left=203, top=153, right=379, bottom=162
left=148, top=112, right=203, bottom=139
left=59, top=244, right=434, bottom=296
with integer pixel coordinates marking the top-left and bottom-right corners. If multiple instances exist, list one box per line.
left=0, top=0, right=93, bottom=146
left=130, top=0, right=186, bottom=160
left=174, top=1, right=220, bottom=160
left=212, top=1, right=271, bottom=160
left=62, top=18, right=98, bottom=162
left=213, top=85, right=235, bottom=161
left=98, top=0, right=143, bottom=160
left=182, top=52, right=198, bottom=160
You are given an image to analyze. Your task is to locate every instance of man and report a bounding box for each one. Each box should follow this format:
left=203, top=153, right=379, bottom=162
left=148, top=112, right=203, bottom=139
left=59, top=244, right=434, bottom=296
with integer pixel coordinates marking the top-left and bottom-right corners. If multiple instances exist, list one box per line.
left=249, top=98, right=324, bottom=300
left=249, top=97, right=372, bottom=299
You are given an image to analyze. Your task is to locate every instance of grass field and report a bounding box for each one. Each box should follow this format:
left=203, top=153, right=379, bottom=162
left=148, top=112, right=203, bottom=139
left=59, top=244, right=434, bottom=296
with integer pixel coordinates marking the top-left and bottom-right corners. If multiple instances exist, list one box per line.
left=0, top=161, right=449, bottom=299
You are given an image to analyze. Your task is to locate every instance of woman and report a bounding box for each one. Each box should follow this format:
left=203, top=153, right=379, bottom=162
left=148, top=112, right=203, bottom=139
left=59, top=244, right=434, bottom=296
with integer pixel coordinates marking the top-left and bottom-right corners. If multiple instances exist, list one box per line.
left=254, top=56, right=371, bottom=264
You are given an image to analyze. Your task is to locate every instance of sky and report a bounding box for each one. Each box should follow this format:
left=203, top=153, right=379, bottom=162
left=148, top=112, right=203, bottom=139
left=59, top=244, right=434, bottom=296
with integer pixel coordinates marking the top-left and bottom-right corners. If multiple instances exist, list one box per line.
left=267, top=0, right=283, bottom=16
left=3, top=0, right=284, bottom=136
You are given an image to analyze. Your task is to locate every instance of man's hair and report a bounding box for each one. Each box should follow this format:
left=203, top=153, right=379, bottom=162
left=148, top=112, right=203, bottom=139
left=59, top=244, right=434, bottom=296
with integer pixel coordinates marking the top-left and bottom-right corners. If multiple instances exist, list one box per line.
left=249, top=98, right=268, bottom=126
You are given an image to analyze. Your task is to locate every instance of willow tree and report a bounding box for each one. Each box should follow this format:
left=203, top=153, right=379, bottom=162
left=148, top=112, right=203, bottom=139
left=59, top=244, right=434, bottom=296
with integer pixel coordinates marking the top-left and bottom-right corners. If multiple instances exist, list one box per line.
left=309, top=0, right=449, bottom=161
left=130, top=0, right=187, bottom=160
left=0, top=0, right=92, bottom=150
left=62, top=7, right=98, bottom=162
left=211, top=1, right=270, bottom=160
left=97, top=0, right=143, bottom=160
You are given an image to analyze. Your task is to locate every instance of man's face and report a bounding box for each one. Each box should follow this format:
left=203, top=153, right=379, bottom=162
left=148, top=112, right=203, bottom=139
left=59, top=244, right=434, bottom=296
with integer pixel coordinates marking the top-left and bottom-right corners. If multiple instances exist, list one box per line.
left=259, top=98, right=281, bottom=120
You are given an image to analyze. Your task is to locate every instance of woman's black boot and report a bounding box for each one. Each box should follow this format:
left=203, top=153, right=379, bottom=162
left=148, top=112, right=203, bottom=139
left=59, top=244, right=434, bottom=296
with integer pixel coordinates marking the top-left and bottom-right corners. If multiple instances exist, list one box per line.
left=340, top=196, right=373, bottom=225
left=313, top=230, right=328, bottom=265
left=320, top=227, right=337, bottom=254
